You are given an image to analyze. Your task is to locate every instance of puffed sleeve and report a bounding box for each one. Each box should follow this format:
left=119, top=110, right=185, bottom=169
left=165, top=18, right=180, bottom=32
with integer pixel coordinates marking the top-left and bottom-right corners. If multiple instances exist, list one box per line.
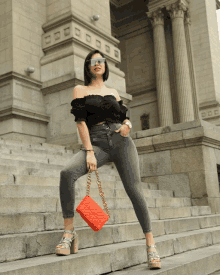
left=118, top=100, right=130, bottom=122
left=70, top=98, right=87, bottom=122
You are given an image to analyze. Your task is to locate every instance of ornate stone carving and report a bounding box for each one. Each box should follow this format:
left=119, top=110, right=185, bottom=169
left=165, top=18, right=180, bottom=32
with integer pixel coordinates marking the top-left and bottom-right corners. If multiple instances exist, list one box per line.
left=64, top=27, right=70, bottom=36
left=75, top=28, right=80, bottom=37
left=86, top=34, right=91, bottom=42
left=45, top=35, right=51, bottom=44
left=54, top=31, right=61, bottom=41
left=105, top=45, right=110, bottom=53
left=146, top=8, right=165, bottom=28
left=184, top=10, right=191, bottom=25
left=147, top=0, right=189, bottom=14
left=96, top=40, right=101, bottom=48
left=41, top=11, right=121, bottom=65
left=166, top=1, right=188, bottom=20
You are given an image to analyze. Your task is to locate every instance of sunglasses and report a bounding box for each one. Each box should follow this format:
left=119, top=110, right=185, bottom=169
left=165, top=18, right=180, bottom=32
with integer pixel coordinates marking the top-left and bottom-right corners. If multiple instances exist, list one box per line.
left=87, top=58, right=106, bottom=66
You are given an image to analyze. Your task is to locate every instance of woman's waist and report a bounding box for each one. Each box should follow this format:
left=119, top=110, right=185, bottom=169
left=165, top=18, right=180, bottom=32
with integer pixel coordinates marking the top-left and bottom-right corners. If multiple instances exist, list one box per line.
left=89, top=121, right=122, bottom=134
left=93, top=119, right=119, bottom=126
left=88, top=116, right=121, bottom=126
left=94, top=121, right=106, bottom=125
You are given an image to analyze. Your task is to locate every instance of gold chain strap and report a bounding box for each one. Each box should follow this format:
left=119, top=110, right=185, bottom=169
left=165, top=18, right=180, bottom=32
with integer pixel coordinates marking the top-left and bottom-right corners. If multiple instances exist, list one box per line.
left=86, top=169, right=110, bottom=218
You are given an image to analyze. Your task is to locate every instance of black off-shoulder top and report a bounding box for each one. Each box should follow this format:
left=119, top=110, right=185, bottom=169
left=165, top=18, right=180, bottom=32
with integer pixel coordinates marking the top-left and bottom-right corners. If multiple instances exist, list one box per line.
left=70, top=94, right=130, bottom=130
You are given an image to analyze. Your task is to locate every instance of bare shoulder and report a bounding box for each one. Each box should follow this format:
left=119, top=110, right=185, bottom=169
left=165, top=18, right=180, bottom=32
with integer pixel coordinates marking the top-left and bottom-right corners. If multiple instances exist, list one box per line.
left=111, top=88, right=121, bottom=101
left=73, top=85, right=85, bottom=99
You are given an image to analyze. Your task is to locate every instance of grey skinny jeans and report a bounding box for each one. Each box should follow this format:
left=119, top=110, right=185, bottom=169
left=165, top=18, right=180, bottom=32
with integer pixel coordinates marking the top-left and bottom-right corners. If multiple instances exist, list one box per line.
left=59, top=121, right=152, bottom=234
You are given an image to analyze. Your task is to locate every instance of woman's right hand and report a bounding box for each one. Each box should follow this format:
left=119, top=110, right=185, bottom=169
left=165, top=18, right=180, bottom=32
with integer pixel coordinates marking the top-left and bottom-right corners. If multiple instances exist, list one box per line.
left=86, top=152, right=97, bottom=172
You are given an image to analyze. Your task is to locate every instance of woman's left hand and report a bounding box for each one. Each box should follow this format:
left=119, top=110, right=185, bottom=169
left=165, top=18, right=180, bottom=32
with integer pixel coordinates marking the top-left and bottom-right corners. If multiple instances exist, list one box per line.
left=115, top=124, right=130, bottom=137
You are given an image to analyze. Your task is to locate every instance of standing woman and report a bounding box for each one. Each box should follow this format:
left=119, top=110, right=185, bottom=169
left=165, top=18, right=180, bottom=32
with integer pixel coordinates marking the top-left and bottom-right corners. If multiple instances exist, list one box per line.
left=55, top=49, right=161, bottom=270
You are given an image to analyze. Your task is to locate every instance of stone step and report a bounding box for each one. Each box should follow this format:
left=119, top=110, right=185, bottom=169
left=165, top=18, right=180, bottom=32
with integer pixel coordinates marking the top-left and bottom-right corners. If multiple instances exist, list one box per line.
left=0, top=138, right=160, bottom=190
left=0, top=149, right=159, bottom=187
left=0, top=184, right=173, bottom=199
left=0, top=139, right=120, bottom=177
left=0, top=172, right=159, bottom=190
left=0, top=138, right=72, bottom=154
left=0, top=158, right=159, bottom=190
left=0, top=205, right=212, bottom=235
left=0, top=149, right=74, bottom=165
left=0, top=158, right=112, bottom=176
left=103, top=241, right=220, bottom=275
left=0, top=148, right=118, bottom=176
left=0, top=146, right=160, bottom=187
left=0, top=164, right=117, bottom=180
left=1, top=225, right=220, bottom=274
left=1, top=213, right=219, bottom=253
left=0, top=162, right=63, bottom=177
left=0, top=195, right=192, bottom=215
left=0, top=142, right=73, bottom=156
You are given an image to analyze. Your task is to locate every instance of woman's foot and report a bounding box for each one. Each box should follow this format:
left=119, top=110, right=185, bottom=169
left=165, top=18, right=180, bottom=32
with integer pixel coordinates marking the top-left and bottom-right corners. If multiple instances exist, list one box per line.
left=56, top=231, right=74, bottom=249
left=55, top=228, right=78, bottom=256
left=146, top=233, right=161, bottom=267
left=146, top=239, right=160, bottom=262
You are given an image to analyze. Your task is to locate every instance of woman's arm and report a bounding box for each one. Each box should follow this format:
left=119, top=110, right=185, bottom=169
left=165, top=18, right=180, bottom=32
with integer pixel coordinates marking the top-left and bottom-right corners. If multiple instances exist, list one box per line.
left=77, top=121, right=94, bottom=155
left=113, top=89, right=131, bottom=126
left=73, top=86, right=94, bottom=155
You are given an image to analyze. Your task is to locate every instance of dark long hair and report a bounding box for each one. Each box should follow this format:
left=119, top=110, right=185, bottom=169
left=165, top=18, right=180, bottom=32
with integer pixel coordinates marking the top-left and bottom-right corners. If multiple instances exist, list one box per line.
left=84, top=49, right=109, bottom=86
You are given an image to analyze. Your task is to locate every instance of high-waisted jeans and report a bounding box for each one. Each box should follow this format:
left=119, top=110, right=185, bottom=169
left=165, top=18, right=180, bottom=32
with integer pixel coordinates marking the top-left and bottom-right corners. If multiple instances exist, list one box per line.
left=59, top=121, right=152, bottom=234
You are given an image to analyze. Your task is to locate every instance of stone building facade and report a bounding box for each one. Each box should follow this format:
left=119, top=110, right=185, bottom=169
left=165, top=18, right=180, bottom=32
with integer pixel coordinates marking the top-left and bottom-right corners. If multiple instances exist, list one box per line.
left=1, top=0, right=220, bottom=213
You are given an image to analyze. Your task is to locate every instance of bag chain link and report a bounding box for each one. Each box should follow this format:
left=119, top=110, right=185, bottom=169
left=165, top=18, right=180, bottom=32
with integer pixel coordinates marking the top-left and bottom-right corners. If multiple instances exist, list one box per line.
left=86, top=169, right=110, bottom=218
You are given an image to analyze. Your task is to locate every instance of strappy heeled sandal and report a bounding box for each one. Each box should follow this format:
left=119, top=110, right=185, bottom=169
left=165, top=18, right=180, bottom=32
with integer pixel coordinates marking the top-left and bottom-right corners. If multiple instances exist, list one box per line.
left=146, top=244, right=161, bottom=269
left=55, top=229, right=78, bottom=256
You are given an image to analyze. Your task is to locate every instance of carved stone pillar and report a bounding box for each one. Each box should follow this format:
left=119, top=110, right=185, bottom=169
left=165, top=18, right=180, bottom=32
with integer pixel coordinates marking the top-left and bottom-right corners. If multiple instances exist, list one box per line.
left=166, top=1, right=194, bottom=123
left=147, top=9, right=174, bottom=127
left=184, top=10, right=201, bottom=120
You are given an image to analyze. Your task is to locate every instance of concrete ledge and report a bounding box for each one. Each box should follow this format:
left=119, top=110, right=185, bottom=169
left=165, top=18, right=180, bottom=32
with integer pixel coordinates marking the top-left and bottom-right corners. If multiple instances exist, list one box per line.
left=134, top=120, right=220, bottom=154
left=134, top=119, right=220, bottom=139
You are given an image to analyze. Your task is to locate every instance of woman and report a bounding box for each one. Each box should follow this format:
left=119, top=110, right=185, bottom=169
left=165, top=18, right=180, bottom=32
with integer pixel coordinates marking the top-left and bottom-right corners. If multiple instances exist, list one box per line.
left=55, top=49, right=161, bottom=270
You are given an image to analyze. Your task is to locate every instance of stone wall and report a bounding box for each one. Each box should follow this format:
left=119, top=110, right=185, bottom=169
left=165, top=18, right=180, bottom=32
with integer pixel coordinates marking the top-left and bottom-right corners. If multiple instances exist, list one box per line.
left=131, top=119, right=220, bottom=214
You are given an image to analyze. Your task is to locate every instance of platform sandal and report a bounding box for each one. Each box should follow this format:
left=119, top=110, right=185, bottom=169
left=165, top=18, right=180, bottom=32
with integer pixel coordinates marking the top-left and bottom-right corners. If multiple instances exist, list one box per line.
left=146, top=244, right=161, bottom=269
left=55, top=229, right=78, bottom=256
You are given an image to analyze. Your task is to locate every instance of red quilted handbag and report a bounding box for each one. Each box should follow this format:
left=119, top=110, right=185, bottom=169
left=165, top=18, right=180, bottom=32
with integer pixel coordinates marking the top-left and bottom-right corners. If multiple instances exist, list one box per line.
left=76, top=169, right=110, bottom=231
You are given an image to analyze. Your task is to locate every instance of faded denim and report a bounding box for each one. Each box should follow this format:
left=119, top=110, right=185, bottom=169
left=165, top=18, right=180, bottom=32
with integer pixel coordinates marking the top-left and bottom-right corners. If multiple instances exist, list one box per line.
left=59, top=121, right=152, bottom=234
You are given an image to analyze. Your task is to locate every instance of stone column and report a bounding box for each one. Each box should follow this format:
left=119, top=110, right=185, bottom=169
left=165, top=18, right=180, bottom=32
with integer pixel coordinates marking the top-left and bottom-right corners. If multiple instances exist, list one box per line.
left=146, top=8, right=174, bottom=127
left=166, top=1, right=194, bottom=123
left=184, top=10, right=201, bottom=120
left=146, top=8, right=173, bottom=127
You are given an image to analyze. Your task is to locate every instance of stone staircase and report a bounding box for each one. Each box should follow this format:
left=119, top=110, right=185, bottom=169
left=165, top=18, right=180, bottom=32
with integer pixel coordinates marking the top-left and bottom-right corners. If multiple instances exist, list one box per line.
left=0, top=138, right=220, bottom=274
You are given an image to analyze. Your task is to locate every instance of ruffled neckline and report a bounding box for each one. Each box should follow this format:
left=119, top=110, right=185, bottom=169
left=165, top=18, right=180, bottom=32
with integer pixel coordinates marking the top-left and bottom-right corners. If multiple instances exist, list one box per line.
left=71, top=94, right=123, bottom=104
left=84, top=94, right=117, bottom=100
